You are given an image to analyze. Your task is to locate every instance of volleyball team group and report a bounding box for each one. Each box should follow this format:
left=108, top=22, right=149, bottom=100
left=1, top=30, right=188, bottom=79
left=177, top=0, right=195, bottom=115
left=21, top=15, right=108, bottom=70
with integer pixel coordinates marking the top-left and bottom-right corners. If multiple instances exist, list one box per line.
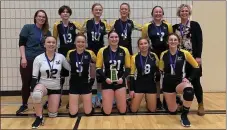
left=15, top=3, right=204, bottom=129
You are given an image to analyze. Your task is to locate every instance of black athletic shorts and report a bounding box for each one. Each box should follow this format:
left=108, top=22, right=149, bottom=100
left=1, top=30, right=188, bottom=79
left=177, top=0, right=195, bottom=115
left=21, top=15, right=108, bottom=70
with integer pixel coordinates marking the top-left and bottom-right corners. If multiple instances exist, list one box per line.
left=134, top=77, right=157, bottom=94
left=69, top=76, right=92, bottom=95
left=162, top=74, right=182, bottom=93
left=47, top=89, right=61, bottom=95
left=102, top=78, right=126, bottom=91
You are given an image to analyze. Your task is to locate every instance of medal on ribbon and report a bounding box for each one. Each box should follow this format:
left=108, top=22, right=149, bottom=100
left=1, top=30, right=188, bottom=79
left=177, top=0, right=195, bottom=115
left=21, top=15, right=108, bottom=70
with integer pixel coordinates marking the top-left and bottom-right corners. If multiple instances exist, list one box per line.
left=75, top=51, right=84, bottom=77
left=169, top=50, right=178, bottom=75
left=140, top=53, right=149, bottom=75
left=120, top=19, right=128, bottom=40
left=92, top=20, right=101, bottom=41
left=45, top=52, right=56, bottom=78
left=62, top=22, right=70, bottom=44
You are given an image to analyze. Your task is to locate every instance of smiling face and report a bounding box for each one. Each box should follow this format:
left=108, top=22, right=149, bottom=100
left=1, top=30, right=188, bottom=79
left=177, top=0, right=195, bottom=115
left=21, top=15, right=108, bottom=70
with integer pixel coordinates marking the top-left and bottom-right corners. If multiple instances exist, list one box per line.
left=152, top=7, right=163, bottom=21
left=75, top=35, right=86, bottom=52
left=138, top=38, right=150, bottom=53
left=120, top=4, right=130, bottom=18
left=179, top=6, right=190, bottom=20
left=44, top=37, right=57, bottom=52
left=108, top=31, right=119, bottom=46
left=168, top=34, right=180, bottom=49
left=35, top=11, right=46, bottom=26
left=92, top=4, right=103, bottom=18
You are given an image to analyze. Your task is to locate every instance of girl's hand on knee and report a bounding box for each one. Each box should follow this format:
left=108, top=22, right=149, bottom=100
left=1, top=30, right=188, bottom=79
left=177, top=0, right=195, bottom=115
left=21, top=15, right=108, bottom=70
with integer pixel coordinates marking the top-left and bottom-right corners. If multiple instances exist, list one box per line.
left=182, top=78, right=190, bottom=84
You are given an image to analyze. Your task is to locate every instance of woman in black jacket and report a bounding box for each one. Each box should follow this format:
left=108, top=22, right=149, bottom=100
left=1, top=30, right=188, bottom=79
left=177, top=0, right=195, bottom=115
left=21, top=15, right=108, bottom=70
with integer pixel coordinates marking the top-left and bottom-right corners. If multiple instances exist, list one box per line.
left=173, top=4, right=204, bottom=116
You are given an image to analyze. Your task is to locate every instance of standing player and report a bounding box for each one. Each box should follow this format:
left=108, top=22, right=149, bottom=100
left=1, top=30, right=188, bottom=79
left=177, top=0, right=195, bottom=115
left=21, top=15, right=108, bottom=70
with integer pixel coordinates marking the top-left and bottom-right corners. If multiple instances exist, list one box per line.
left=173, top=4, right=205, bottom=116
left=159, top=33, right=199, bottom=127
left=43, top=5, right=82, bottom=109
left=81, top=3, right=108, bottom=108
left=141, top=6, right=173, bottom=110
left=30, top=36, right=71, bottom=129
left=108, top=3, right=142, bottom=55
left=16, top=10, right=51, bottom=115
left=67, top=34, right=96, bottom=117
left=129, top=38, right=159, bottom=113
left=96, top=30, right=131, bottom=115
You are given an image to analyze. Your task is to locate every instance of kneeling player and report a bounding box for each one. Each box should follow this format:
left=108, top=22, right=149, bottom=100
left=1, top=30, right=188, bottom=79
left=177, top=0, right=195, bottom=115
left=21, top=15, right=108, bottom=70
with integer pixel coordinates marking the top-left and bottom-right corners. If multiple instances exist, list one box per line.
left=67, top=34, right=96, bottom=117
left=30, top=36, right=71, bottom=129
left=129, top=38, right=159, bottom=113
left=159, top=33, right=199, bottom=127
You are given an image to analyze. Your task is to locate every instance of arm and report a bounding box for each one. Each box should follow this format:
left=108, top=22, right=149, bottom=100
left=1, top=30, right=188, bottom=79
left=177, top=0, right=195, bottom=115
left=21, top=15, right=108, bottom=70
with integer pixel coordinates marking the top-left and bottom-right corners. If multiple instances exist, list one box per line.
left=53, top=22, right=59, bottom=40
left=106, top=20, right=116, bottom=32
left=195, top=22, right=203, bottom=58
left=19, top=25, right=29, bottom=68
left=73, top=21, right=83, bottom=33
left=129, top=55, right=136, bottom=91
left=30, top=56, right=41, bottom=91
left=141, top=23, right=150, bottom=39
left=122, top=48, right=131, bottom=79
left=132, top=20, right=142, bottom=31
left=62, top=55, right=71, bottom=71
left=152, top=52, right=161, bottom=82
left=96, top=48, right=106, bottom=80
left=184, top=50, right=200, bottom=81
left=80, top=20, right=88, bottom=34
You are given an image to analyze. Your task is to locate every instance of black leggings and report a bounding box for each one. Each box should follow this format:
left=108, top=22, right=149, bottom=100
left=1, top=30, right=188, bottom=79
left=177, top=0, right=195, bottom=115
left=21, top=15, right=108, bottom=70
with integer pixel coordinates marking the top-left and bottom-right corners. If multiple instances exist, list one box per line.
left=20, top=59, right=34, bottom=105
left=186, top=63, right=203, bottom=104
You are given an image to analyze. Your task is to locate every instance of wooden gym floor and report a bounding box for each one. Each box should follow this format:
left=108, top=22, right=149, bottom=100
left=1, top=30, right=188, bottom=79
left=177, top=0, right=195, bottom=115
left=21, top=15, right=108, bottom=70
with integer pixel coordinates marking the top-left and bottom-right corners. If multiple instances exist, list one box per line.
left=1, top=93, right=226, bottom=129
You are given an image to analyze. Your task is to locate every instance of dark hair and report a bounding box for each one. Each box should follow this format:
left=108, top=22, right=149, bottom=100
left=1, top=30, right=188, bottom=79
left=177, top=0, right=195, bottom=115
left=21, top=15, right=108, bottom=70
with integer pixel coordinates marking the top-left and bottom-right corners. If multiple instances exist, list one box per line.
left=92, top=3, right=103, bottom=11
left=108, top=30, right=119, bottom=38
left=151, top=6, right=164, bottom=16
left=34, top=10, right=49, bottom=35
left=137, top=37, right=150, bottom=46
left=58, top=5, right=72, bottom=16
left=120, top=3, right=130, bottom=18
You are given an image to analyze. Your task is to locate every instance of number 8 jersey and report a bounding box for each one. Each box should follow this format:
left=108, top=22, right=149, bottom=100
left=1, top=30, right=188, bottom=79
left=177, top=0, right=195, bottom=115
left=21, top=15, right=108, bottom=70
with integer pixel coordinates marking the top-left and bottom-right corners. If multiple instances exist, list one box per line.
left=32, top=52, right=71, bottom=90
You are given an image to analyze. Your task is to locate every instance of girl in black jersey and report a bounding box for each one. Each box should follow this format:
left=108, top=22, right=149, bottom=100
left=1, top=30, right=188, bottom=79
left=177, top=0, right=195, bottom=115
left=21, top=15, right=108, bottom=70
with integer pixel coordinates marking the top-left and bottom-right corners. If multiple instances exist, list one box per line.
left=129, top=38, right=159, bottom=113
left=159, top=33, right=199, bottom=127
left=142, top=6, right=173, bottom=110
left=109, top=3, right=142, bottom=55
left=96, top=30, right=131, bottom=115
left=81, top=3, right=108, bottom=108
left=67, top=34, right=96, bottom=117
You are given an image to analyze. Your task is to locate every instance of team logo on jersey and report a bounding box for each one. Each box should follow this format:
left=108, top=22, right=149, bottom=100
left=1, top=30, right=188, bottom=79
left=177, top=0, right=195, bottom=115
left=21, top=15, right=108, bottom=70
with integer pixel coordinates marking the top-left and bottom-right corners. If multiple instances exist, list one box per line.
left=127, top=23, right=131, bottom=27
left=163, top=26, right=167, bottom=30
left=84, top=55, right=88, bottom=59
left=70, top=26, right=73, bottom=30
left=56, top=60, right=61, bottom=64
left=119, top=52, right=123, bottom=56
left=177, top=56, right=182, bottom=61
left=100, top=26, right=104, bottom=31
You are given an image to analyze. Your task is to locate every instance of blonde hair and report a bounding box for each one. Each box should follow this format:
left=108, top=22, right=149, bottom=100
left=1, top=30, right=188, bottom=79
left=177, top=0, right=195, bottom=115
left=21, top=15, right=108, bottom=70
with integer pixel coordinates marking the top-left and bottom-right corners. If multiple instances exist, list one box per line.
left=176, top=4, right=192, bottom=17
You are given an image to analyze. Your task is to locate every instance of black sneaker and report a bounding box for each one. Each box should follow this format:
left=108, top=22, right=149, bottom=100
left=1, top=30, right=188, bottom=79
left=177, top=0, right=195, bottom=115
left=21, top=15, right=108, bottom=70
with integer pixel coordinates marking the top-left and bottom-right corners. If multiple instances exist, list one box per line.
left=16, top=105, right=28, bottom=115
left=43, top=101, right=48, bottom=109
left=180, top=114, right=191, bottom=127
left=32, top=116, right=44, bottom=129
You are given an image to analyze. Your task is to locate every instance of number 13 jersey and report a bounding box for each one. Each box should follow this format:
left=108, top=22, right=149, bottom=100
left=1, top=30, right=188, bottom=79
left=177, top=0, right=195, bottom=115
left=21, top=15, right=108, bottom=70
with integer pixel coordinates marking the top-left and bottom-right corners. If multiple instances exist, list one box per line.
left=32, top=52, right=71, bottom=90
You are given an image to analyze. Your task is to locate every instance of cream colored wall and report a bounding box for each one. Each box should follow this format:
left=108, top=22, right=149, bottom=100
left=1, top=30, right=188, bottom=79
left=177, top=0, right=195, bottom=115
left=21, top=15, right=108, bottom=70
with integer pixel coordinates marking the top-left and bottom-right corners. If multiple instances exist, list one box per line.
left=192, top=1, right=226, bottom=92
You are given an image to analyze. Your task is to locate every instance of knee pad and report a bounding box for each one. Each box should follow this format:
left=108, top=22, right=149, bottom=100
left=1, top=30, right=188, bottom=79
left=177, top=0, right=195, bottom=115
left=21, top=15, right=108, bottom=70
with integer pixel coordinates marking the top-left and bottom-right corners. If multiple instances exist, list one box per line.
left=32, top=90, right=43, bottom=103
left=48, top=112, right=58, bottom=117
left=183, top=87, right=194, bottom=101
left=69, top=113, right=78, bottom=118
left=85, top=107, right=94, bottom=116
left=101, top=108, right=111, bottom=116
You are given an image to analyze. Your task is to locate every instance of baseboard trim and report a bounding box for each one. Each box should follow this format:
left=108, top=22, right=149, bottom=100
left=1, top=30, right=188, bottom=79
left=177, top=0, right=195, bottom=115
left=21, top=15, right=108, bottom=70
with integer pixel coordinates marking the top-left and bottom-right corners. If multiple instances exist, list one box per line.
left=1, top=90, right=98, bottom=96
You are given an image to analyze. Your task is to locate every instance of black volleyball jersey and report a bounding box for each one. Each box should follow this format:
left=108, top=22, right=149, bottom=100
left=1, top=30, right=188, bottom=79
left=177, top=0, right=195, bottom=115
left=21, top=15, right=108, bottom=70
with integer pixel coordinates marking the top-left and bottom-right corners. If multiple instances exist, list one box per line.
left=109, top=19, right=142, bottom=54
left=159, top=49, right=199, bottom=78
left=66, top=49, right=96, bottom=80
left=96, top=46, right=131, bottom=79
left=142, top=20, right=173, bottom=52
left=81, top=18, right=108, bottom=54
left=53, top=21, right=82, bottom=56
left=130, top=52, right=159, bottom=80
